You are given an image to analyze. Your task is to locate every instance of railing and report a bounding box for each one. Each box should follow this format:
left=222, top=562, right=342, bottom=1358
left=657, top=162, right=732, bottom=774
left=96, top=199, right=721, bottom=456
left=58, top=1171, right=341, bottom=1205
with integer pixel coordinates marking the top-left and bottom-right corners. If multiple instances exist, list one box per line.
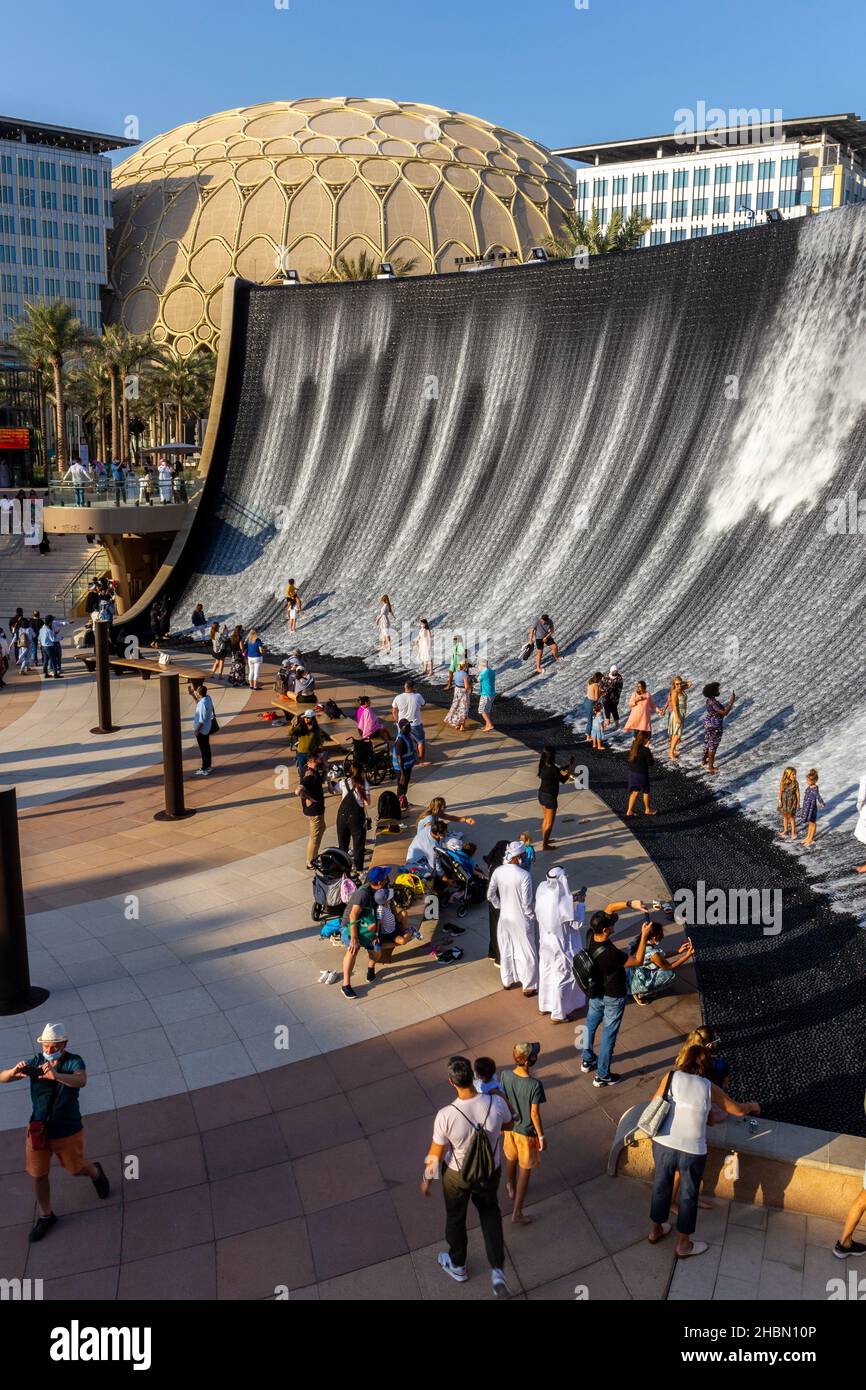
left=53, top=545, right=110, bottom=619
left=46, top=474, right=204, bottom=508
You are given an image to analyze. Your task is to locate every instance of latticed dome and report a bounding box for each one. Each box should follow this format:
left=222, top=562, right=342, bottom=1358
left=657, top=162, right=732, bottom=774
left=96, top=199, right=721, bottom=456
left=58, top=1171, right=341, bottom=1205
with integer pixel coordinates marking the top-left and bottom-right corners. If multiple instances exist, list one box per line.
left=107, top=97, right=575, bottom=355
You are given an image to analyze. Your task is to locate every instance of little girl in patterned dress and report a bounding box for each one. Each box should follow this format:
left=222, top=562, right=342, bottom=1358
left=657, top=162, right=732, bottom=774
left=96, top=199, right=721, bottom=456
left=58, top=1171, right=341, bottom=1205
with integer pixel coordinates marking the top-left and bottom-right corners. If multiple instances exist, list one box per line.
left=778, top=766, right=800, bottom=839
left=590, top=700, right=607, bottom=751
left=800, top=769, right=825, bottom=847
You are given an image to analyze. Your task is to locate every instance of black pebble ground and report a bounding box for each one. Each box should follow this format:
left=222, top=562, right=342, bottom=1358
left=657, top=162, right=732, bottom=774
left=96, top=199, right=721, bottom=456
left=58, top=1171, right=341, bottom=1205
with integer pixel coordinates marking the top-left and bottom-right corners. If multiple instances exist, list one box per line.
left=302, top=651, right=866, bottom=1140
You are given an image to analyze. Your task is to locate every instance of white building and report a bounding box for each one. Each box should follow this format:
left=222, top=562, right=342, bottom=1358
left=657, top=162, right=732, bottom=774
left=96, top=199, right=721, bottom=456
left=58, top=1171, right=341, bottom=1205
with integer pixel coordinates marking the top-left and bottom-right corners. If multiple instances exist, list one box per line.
left=553, top=112, right=866, bottom=245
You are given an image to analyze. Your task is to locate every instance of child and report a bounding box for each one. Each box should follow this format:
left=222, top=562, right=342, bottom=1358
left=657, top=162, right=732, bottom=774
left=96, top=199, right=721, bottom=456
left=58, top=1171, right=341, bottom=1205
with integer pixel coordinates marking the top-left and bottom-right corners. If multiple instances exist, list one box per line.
left=800, top=768, right=825, bottom=848
left=473, top=1056, right=506, bottom=1100
left=518, top=832, right=536, bottom=869
left=778, top=766, right=800, bottom=840
left=590, top=699, right=607, bottom=751
left=501, top=1043, right=547, bottom=1225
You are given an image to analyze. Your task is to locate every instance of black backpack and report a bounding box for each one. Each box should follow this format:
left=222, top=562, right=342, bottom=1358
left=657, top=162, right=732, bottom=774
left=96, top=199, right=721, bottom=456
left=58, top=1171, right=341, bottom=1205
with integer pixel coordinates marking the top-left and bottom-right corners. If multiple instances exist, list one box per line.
left=377, top=789, right=402, bottom=823
left=323, top=698, right=344, bottom=720
left=572, top=937, right=604, bottom=994
left=451, top=1099, right=497, bottom=1189
left=274, top=668, right=291, bottom=696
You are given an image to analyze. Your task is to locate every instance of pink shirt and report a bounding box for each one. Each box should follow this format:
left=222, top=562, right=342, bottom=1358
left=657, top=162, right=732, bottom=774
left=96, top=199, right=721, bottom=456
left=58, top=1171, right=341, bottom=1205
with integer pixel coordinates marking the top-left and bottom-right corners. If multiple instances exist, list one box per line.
left=357, top=705, right=383, bottom=739
left=624, top=692, right=659, bottom=732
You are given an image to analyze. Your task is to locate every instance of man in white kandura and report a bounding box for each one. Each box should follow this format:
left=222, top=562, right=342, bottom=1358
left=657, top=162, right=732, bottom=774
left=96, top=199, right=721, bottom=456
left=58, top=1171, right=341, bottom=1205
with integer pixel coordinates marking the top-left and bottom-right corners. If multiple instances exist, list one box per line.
left=486, top=841, right=538, bottom=996
left=535, top=866, right=585, bottom=1023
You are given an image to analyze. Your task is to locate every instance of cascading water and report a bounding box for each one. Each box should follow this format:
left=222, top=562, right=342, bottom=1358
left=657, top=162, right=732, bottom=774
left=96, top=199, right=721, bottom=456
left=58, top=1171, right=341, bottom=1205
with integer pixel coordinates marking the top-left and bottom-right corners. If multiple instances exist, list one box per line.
left=162, top=211, right=866, bottom=1130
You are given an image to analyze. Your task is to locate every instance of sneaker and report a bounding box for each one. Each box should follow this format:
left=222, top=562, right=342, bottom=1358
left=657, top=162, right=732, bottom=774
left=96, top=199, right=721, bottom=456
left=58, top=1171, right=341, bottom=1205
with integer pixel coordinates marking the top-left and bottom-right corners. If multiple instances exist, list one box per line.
left=325, top=971, right=340, bottom=984
left=593, top=1072, right=622, bottom=1088
left=201, top=768, right=212, bottom=777
left=317, top=970, right=329, bottom=984
left=437, top=1252, right=468, bottom=1283
left=341, top=985, right=357, bottom=1000
left=834, top=1239, right=866, bottom=1258
left=365, top=966, right=376, bottom=983
left=491, top=1267, right=510, bottom=1298
left=91, top=1161, right=110, bottom=1199
left=580, top=1059, right=596, bottom=1074
left=195, top=768, right=207, bottom=777
left=28, top=1214, right=58, bottom=1243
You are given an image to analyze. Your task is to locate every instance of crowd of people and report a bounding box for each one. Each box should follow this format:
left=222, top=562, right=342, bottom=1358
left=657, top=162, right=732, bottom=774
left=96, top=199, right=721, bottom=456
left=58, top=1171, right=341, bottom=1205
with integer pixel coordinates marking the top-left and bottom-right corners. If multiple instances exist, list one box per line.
left=59, top=456, right=189, bottom=506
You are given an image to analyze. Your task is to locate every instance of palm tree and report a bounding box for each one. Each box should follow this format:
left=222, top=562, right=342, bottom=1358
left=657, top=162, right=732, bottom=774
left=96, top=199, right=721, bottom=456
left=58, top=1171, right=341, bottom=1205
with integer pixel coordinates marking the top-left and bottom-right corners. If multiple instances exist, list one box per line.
left=67, top=351, right=112, bottom=460
left=543, top=206, right=651, bottom=258
left=13, top=301, right=85, bottom=473
left=145, top=347, right=215, bottom=441
left=315, top=250, right=419, bottom=282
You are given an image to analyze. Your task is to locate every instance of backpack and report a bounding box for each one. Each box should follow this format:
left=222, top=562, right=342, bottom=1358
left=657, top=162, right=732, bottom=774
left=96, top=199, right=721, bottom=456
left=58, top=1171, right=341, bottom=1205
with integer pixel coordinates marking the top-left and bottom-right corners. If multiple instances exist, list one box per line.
left=339, top=873, right=359, bottom=904
left=322, top=698, right=344, bottom=720
left=377, top=790, right=402, bottom=823
left=451, top=1099, right=497, bottom=1189
left=572, top=938, right=604, bottom=994
left=274, top=668, right=291, bottom=696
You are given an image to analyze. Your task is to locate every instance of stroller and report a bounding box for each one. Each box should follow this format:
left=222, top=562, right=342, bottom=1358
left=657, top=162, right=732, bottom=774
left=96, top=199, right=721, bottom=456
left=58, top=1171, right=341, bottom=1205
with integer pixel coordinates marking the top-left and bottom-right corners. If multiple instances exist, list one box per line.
left=433, top=847, right=488, bottom=920
left=310, top=847, right=354, bottom=921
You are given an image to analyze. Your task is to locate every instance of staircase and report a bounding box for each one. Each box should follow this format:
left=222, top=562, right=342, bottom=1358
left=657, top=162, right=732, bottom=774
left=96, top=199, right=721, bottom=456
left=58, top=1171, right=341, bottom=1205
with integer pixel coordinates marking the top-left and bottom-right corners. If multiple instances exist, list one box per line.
left=0, top=533, right=105, bottom=624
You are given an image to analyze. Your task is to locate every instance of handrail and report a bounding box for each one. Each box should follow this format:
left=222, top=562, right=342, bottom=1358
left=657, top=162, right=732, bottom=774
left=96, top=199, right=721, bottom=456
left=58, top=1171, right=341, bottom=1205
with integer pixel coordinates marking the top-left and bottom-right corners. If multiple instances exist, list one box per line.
left=53, top=545, right=109, bottom=616
left=46, top=475, right=204, bottom=508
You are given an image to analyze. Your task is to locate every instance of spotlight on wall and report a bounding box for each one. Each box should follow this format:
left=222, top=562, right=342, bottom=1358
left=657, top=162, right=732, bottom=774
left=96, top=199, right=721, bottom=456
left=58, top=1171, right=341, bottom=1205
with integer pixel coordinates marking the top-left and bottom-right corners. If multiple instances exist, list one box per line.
left=527, top=246, right=549, bottom=263
left=376, top=262, right=397, bottom=279
left=280, top=269, right=300, bottom=285
left=765, top=209, right=783, bottom=223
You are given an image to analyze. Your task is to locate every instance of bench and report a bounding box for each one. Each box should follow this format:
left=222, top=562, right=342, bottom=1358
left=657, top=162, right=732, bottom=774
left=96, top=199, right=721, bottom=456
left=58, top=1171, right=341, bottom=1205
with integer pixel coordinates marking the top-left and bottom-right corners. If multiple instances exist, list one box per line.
left=72, top=652, right=96, bottom=672
left=108, top=656, right=212, bottom=682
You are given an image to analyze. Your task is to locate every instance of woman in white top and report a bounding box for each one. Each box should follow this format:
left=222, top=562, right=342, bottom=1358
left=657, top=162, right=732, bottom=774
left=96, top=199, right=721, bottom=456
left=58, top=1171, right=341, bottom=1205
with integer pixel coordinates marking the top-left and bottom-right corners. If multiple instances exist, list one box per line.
left=854, top=772, right=866, bottom=872
left=647, top=1042, right=760, bottom=1259
left=376, top=595, right=394, bottom=655
left=535, top=867, right=585, bottom=1022
left=414, top=618, right=433, bottom=677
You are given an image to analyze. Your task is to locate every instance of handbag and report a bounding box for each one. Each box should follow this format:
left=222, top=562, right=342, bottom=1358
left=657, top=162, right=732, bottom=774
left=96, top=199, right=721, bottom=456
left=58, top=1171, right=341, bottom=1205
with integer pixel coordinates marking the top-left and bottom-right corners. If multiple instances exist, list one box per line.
left=27, top=1069, right=61, bottom=1151
left=209, top=716, right=220, bottom=734
left=637, top=1070, right=674, bottom=1137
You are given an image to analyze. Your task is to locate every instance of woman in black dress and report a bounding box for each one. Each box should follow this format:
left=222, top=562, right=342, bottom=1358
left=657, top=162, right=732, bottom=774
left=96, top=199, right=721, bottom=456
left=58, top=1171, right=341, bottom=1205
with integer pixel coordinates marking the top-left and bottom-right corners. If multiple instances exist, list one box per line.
left=537, top=745, right=576, bottom=850
left=626, top=731, right=656, bottom=816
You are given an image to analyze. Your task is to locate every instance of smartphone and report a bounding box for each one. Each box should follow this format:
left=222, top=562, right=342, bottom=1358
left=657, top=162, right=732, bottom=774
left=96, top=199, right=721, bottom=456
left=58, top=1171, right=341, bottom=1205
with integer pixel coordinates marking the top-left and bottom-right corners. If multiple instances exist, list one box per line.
left=21, top=1064, right=43, bottom=1080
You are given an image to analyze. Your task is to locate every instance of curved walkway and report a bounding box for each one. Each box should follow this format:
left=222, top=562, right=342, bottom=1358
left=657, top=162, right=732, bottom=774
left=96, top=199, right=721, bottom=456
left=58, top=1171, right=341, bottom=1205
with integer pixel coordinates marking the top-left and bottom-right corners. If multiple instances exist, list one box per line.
left=0, top=657, right=701, bottom=1299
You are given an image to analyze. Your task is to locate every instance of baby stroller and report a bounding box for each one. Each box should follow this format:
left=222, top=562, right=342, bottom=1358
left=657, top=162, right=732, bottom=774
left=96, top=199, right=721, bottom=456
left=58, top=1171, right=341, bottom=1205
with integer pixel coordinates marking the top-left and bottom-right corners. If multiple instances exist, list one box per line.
left=310, top=847, right=353, bottom=922
left=433, top=847, right=488, bottom=920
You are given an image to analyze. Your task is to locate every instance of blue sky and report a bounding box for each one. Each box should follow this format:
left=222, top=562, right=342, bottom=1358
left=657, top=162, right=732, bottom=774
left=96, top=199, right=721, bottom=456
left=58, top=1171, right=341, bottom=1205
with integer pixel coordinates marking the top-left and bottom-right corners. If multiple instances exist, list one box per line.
left=4, top=0, right=864, bottom=161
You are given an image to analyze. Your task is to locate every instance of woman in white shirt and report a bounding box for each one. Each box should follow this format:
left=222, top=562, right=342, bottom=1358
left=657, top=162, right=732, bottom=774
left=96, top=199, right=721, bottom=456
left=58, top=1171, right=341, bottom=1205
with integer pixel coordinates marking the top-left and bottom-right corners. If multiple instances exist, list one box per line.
left=647, top=1042, right=760, bottom=1258
left=376, top=595, right=394, bottom=656
left=854, top=773, right=866, bottom=872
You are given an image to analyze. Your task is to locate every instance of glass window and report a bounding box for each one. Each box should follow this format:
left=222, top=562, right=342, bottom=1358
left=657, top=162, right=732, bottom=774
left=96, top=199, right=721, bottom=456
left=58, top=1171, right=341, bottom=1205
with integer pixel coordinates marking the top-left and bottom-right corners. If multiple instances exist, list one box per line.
left=649, top=229, right=667, bottom=245
left=713, top=195, right=730, bottom=214
left=671, top=198, right=687, bottom=218
left=714, top=165, right=731, bottom=186
left=713, top=224, right=729, bottom=235
left=613, top=176, right=627, bottom=197
left=672, top=168, right=689, bottom=191
left=671, top=228, right=688, bottom=242
left=756, top=189, right=775, bottom=210
left=693, top=167, right=710, bottom=188
left=779, top=188, right=797, bottom=209
left=632, top=203, right=647, bottom=219
left=819, top=186, right=834, bottom=207
left=780, top=157, right=798, bottom=179
left=632, top=173, right=648, bottom=194
left=592, top=178, right=608, bottom=199
left=651, top=201, right=667, bottom=220
left=692, top=225, right=707, bottom=238
left=735, top=193, right=752, bottom=211
left=692, top=197, right=708, bottom=216
left=735, top=162, right=753, bottom=183
left=757, top=159, right=776, bottom=181
left=652, top=171, right=669, bottom=192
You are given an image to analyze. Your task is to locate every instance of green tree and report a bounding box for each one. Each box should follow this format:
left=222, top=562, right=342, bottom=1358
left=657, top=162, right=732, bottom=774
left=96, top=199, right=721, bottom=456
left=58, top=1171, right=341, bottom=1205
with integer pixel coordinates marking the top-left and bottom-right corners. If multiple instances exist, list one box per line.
left=66, top=351, right=112, bottom=460
left=543, top=206, right=651, bottom=258
left=144, top=347, right=215, bottom=442
left=316, top=250, right=419, bottom=282
left=12, top=301, right=85, bottom=473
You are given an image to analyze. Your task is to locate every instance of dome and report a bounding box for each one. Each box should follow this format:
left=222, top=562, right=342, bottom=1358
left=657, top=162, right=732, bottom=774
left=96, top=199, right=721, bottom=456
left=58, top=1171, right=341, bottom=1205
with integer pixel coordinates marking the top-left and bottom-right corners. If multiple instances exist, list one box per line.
left=107, top=97, right=575, bottom=354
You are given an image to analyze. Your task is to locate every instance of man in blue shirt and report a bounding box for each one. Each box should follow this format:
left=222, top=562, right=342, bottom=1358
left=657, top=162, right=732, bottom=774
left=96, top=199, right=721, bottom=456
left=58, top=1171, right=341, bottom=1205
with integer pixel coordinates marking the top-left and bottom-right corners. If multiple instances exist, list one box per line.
left=478, top=660, right=496, bottom=732
left=0, top=1021, right=110, bottom=1242
left=192, top=680, right=215, bottom=776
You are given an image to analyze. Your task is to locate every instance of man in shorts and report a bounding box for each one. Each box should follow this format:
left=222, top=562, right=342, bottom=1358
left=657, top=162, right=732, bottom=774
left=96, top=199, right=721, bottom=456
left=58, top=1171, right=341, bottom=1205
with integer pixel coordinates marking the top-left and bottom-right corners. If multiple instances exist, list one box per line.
left=529, top=614, right=560, bottom=674
left=340, top=865, right=390, bottom=1000
left=0, top=1022, right=110, bottom=1242
left=392, top=680, right=427, bottom=764
left=500, top=1042, right=547, bottom=1225
left=477, top=660, right=496, bottom=732
left=834, top=1156, right=866, bottom=1258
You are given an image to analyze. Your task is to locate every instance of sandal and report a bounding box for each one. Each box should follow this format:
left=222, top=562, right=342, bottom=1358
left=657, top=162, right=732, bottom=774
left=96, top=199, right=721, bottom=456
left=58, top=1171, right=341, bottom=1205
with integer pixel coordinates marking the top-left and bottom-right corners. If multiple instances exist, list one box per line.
left=648, top=1222, right=671, bottom=1245
left=676, top=1240, right=709, bottom=1259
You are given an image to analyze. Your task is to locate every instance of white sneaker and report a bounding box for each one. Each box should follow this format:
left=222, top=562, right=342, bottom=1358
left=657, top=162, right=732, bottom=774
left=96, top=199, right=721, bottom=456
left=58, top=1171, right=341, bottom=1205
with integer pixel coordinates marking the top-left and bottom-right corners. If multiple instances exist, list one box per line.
left=437, top=1252, right=468, bottom=1283
left=194, top=769, right=207, bottom=777
left=317, top=970, right=329, bottom=984
left=491, top=1267, right=510, bottom=1298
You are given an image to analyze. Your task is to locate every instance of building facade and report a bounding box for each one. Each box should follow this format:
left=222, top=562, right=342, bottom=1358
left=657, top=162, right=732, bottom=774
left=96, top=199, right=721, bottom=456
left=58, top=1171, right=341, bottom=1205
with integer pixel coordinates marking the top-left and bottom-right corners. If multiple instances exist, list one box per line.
left=554, top=113, right=866, bottom=246
left=0, top=115, right=137, bottom=340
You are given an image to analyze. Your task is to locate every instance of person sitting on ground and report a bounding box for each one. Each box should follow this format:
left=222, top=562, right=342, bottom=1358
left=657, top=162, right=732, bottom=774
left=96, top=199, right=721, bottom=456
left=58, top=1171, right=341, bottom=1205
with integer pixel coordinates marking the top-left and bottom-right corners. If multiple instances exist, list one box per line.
left=626, top=921, right=695, bottom=1005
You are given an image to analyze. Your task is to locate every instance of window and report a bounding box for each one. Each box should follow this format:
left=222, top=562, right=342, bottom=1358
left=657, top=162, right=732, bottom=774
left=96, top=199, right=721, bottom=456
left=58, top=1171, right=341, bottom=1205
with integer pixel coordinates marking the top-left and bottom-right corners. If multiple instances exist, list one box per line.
left=39, top=159, right=56, bottom=181
left=651, top=200, right=667, bottom=220
left=671, top=198, right=687, bottom=218
left=692, top=197, right=708, bottom=216
left=819, top=186, right=834, bottom=207
left=592, top=178, right=608, bottom=200
left=672, top=168, right=689, bottom=191
left=713, top=224, right=729, bottom=235
left=41, top=190, right=57, bottom=210
left=780, top=157, right=798, bottom=179
left=1, top=185, right=14, bottom=205
left=0, top=155, right=13, bottom=175
left=0, top=244, right=15, bottom=264
left=691, top=225, right=708, bottom=238
left=612, top=204, right=627, bottom=220
left=1, top=271, right=18, bottom=292
left=671, top=228, right=688, bottom=242
left=613, top=175, right=627, bottom=197
left=649, top=229, right=667, bottom=245
left=713, top=195, right=730, bottom=214
left=714, top=165, right=731, bottom=186
left=757, top=159, right=776, bottom=180
left=61, top=163, right=78, bottom=184
left=694, top=167, right=710, bottom=188
left=652, top=171, right=669, bottom=192
left=19, top=187, right=35, bottom=208
left=735, top=162, right=754, bottom=183
left=779, top=188, right=797, bottom=209
left=735, top=193, right=752, bottom=211
left=756, top=189, right=775, bottom=210
left=632, top=173, right=648, bottom=194
left=17, top=157, right=35, bottom=178
left=22, top=274, right=38, bottom=295
left=632, top=203, right=647, bottom=219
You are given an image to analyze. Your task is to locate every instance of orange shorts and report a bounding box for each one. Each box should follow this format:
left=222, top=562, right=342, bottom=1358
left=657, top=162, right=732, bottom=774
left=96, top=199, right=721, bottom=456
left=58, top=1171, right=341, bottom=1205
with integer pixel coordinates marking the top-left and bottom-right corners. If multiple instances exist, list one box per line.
left=25, top=1128, right=86, bottom=1178
left=503, top=1129, right=542, bottom=1170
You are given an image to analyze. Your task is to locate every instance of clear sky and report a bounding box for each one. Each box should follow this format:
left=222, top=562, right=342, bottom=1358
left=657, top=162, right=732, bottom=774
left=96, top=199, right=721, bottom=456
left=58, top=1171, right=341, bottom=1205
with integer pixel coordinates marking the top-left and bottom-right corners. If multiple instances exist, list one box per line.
left=3, top=0, right=863, bottom=161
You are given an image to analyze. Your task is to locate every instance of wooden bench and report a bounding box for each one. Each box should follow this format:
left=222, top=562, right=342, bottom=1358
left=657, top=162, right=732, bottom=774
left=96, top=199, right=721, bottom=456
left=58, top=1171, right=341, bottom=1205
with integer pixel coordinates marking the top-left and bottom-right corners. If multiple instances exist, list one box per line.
left=72, top=652, right=96, bottom=672
left=108, top=656, right=212, bottom=682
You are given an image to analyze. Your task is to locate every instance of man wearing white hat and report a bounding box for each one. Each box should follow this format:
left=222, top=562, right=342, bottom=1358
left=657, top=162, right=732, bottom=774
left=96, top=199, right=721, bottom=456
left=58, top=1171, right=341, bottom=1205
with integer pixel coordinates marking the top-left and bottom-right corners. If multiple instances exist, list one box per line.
left=0, top=1022, right=110, bottom=1242
left=486, top=842, right=538, bottom=995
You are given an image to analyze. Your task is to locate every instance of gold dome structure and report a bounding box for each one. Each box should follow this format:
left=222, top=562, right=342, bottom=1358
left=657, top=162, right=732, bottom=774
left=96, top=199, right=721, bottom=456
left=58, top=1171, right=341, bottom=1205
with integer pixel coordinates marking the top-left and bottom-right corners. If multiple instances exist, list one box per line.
left=107, top=97, right=575, bottom=355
